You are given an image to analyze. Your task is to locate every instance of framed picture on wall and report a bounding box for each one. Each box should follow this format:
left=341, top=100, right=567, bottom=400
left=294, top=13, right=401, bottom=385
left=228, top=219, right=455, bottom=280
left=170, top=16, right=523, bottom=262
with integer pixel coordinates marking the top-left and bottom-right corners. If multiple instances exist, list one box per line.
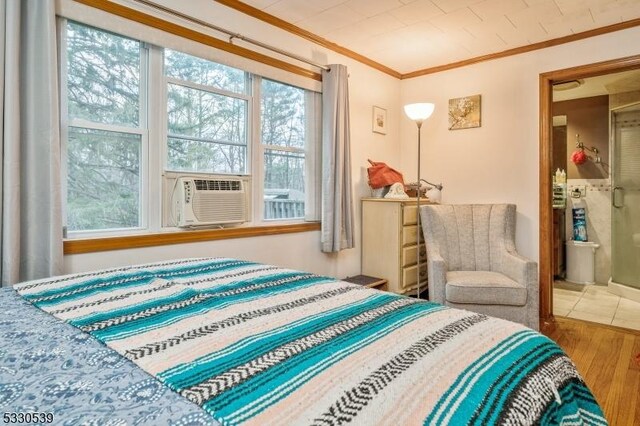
left=372, top=106, right=387, bottom=134
left=448, top=94, right=481, bottom=130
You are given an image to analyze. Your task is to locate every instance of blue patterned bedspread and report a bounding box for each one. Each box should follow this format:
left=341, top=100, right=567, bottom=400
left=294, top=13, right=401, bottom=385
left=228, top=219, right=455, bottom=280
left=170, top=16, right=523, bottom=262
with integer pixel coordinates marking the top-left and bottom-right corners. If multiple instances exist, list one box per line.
left=0, top=287, right=219, bottom=425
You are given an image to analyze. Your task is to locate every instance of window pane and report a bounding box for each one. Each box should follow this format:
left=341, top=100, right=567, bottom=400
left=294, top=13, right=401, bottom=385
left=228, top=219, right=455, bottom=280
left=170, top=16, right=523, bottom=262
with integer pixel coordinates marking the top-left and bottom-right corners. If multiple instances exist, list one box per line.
left=66, top=22, right=140, bottom=126
left=263, top=149, right=305, bottom=220
left=167, top=137, right=246, bottom=174
left=167, top=83, right=247, bottom=174
left=67, top=128, right=141, bottom=232
left=165, top=49, right=245, bottom=93
left=261, top=79, right=305, bottom=149
left=168, top=83, right=246, bottom=146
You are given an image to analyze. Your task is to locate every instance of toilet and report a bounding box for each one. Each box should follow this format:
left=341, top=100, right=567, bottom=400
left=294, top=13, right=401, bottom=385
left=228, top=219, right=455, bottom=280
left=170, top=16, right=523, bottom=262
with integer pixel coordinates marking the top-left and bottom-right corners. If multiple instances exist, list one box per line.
left=565, top=241, right=600, bottom=285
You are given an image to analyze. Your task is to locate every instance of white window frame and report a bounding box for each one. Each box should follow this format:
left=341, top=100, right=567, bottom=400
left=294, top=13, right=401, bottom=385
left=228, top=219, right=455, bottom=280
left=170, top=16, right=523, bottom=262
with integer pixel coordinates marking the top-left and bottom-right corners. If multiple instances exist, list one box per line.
left=60, top=20, right=320, bottom=239
left=257, top=77, right=317, bottom=223
left=251, top=76, right=263, bottom=223
left=305, top=90, right=321, bottom=222
left=146, top=44, right=164, bottom=234
left=61, top=19, right=150, bottom=239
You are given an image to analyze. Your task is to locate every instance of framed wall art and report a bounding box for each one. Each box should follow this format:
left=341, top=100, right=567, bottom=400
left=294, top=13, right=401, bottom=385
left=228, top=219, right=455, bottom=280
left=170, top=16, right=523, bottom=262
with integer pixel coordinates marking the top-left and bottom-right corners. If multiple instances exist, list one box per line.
left=448, top=95, right=481, bottom=130
left=372, top=106, right=387, bottom=134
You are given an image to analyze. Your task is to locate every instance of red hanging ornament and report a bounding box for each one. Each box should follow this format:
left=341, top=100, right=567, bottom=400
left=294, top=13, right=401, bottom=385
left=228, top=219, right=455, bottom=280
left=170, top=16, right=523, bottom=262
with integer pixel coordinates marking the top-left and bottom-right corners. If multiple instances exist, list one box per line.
left=571, top=150, right=587, bottom=165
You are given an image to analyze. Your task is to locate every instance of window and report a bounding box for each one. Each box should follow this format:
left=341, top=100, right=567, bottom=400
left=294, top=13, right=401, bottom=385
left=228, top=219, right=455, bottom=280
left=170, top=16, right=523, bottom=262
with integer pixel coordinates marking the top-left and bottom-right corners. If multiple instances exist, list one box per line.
left=61, top=21, right=319, bottom=237
left=165, top=50, right=249, bottom=174
left=63, top=22, right=145, bottom=233
left=261, top=79, right=307, bottom=220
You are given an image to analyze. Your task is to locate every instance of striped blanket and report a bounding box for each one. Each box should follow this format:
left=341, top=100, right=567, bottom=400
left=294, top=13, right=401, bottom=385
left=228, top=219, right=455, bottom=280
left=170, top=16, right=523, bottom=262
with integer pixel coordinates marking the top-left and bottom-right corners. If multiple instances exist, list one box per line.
left=15, top=258, right=606, bottom=425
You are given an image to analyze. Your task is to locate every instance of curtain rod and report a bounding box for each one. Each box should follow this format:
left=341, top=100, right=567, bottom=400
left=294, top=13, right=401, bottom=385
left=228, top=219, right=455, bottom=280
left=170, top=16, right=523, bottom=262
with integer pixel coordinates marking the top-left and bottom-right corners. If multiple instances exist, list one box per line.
left=128, top=0, right=330, bottom=71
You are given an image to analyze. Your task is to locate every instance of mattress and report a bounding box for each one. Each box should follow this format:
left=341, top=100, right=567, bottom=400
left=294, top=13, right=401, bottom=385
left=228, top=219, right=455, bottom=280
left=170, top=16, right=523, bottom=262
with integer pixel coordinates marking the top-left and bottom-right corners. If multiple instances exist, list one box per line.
left=6, top=258, right=606, bottom=425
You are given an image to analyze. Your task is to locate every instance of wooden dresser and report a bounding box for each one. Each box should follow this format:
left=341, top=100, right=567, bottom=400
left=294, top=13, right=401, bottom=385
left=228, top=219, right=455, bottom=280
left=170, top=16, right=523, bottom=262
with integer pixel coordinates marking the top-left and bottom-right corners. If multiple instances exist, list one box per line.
left=361, top=198, right=429, bottom=295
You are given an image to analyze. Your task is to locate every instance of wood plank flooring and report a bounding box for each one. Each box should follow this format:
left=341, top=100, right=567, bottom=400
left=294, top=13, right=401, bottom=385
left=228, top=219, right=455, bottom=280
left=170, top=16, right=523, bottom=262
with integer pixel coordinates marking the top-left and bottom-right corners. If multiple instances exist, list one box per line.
left=545, top=317, right=640, bottom=425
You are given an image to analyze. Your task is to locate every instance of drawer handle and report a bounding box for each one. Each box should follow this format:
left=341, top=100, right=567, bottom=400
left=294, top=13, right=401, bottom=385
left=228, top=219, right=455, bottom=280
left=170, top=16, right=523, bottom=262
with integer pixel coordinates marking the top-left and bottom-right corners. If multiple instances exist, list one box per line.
left=419, top=269, right=427, bottom=277
left=420, top=248, right=426, bottom=257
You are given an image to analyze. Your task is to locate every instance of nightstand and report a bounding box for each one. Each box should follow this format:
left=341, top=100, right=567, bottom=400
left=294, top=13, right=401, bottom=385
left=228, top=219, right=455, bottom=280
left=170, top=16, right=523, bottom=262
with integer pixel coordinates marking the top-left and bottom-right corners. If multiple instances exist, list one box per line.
left=343, top=275, right=388, bottom=291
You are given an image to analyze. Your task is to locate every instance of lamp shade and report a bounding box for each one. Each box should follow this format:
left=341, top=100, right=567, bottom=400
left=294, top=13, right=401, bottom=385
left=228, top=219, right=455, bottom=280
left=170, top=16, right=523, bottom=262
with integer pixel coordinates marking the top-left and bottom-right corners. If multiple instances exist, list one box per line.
left=426, top=187, right=442, bottom=203
left=404, top=103, right=435, bottom=123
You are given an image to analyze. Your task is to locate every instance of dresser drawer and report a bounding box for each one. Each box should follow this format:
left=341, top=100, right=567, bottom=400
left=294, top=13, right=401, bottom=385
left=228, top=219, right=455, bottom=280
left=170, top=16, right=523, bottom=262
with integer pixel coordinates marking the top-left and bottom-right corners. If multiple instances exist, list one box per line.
left=402, top=205, right=418, bottom=225
left=402, top=225, right=425, bottom=246
left=402, top=264, right=427, bottom=289
left=402, top=245, right=427, bottom=267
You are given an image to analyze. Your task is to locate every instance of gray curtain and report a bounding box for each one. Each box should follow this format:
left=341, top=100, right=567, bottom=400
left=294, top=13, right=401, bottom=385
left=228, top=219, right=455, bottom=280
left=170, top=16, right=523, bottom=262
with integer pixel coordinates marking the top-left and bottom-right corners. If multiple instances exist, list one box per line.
left=1, top=0, right=63, bottom=286
left=321, top=64, right=354, bottom=253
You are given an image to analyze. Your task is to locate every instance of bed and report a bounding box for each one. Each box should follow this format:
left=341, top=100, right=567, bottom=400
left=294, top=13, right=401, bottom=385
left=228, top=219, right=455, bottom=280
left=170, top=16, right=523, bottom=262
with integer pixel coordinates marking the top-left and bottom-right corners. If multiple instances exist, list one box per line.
left=2, top=258, right=606, bottom=425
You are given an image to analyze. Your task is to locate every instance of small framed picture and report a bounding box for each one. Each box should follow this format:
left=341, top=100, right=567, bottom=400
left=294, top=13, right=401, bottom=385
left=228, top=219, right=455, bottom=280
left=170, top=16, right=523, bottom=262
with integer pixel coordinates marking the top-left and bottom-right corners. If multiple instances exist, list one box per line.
left=372, top=106, right=387, bottom=134
left=448, top=94, right=481, bottom=130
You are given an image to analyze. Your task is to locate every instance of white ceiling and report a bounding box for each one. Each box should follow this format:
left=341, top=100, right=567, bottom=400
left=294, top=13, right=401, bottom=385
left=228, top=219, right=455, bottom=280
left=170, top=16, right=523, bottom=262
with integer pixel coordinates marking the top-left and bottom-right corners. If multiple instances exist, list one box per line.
left=240, top=0, right=640, bottom=74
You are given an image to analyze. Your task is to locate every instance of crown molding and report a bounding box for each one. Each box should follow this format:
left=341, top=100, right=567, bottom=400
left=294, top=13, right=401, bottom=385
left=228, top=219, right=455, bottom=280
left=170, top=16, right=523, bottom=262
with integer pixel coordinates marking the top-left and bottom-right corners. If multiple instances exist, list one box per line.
left=402, top=17, right=640, bottom=79
left=216, top=0, right=640, bottom=81
left=214, top=0, right=402, bottom=79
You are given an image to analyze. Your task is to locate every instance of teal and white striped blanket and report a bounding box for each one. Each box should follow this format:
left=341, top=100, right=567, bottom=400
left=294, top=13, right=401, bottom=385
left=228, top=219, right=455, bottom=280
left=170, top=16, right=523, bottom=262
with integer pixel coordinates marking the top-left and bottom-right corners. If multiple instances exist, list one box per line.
left=15, top=258, right=606, bottom=425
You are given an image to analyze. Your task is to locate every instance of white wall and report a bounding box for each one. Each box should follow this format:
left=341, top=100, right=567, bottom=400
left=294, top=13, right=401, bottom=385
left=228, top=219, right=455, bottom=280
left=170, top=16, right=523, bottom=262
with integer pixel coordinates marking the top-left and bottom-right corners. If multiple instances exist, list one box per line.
left=61, top=0, right=401, bottom=278
left=399, top=27, right=640, bottom=261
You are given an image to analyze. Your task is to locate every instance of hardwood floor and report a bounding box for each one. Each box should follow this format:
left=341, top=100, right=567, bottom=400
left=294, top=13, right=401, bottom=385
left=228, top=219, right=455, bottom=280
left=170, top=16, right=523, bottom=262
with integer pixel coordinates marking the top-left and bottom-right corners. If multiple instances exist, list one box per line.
left=545, top=317, right=640, bottom=425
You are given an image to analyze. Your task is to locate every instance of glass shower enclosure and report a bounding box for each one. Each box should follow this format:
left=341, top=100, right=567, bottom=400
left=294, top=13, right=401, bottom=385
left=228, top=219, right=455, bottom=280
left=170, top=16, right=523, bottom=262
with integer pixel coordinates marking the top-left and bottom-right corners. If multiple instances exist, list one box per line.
left=611, top=103, right=640, bottom=292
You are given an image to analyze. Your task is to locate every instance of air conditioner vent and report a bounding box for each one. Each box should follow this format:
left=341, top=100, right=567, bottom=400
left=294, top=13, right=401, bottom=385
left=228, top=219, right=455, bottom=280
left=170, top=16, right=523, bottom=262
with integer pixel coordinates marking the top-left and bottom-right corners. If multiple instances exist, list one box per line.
left=173, top=176, right=248, bottom=227
left=194, top=179, right=241, bottom=191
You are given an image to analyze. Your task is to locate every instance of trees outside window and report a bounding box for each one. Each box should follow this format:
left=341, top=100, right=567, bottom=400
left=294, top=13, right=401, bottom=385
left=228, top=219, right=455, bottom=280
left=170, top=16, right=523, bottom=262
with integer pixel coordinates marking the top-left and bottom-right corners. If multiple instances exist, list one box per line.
left=261, top=80, right=306, bottom=220
left=65, top=22, right=143, bottom=232
left=165, top=50, right=248, bottom=175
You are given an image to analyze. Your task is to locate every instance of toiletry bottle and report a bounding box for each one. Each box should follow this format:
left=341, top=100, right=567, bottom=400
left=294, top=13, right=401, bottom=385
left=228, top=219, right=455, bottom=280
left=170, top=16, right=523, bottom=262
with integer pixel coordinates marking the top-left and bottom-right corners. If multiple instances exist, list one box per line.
left=571, top=195, right=588, bottom=242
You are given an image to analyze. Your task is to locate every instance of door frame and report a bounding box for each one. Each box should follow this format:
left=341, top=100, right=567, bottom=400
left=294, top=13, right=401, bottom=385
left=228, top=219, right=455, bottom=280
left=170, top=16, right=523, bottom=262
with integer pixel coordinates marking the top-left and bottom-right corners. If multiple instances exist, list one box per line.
left=539, top=54, right=640, bottom=333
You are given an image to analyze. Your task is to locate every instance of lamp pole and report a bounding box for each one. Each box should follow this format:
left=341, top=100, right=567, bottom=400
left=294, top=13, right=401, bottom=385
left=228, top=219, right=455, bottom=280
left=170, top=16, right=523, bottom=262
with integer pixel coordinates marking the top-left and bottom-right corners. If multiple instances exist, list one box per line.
left=403, top=102, right=435, bottom=299
left=416, top=121, right=423, bottom=299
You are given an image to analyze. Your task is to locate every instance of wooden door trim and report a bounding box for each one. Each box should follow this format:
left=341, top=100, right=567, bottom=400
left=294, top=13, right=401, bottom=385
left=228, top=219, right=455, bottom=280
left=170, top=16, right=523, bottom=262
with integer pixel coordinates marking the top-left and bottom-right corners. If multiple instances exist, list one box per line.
left=538, top=54, right=640, bottom=333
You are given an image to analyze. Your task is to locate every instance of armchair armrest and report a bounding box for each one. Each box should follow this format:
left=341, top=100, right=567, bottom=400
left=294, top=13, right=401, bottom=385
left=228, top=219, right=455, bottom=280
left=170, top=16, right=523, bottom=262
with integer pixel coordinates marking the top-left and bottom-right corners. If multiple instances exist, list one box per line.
left=427, top=252, right=447, bottom=304
left=501, top=251, right=537, bottom=288
left=501, top=250, right=539, bottom=330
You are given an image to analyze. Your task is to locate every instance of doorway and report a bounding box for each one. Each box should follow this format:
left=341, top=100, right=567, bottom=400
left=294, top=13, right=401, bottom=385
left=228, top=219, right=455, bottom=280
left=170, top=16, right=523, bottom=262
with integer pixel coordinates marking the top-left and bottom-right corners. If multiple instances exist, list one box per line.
left=539, top=55, right=640, bottom=332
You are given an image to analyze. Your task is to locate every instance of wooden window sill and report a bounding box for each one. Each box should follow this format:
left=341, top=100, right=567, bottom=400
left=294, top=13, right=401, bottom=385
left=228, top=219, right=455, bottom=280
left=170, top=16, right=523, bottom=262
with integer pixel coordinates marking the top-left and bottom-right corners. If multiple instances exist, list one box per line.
left=63, top=222, right=321, bottom=255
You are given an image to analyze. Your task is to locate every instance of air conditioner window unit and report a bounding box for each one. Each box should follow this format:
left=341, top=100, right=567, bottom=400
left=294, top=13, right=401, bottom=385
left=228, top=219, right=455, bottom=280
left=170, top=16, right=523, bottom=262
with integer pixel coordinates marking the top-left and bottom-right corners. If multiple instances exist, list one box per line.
left=173, top=176, right=249, bottom=227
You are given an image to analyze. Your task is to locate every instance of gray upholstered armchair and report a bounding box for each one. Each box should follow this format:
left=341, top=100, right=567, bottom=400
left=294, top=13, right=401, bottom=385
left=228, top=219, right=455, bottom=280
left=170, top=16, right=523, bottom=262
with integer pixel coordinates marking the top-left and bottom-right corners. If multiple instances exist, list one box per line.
left=420, top=204, right=539, bottom=330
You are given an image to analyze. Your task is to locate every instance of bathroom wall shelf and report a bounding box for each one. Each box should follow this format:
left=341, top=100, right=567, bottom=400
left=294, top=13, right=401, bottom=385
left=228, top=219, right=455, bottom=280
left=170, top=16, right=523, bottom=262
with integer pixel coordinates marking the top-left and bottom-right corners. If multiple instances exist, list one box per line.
left=553, top=183, right=567, bottom=209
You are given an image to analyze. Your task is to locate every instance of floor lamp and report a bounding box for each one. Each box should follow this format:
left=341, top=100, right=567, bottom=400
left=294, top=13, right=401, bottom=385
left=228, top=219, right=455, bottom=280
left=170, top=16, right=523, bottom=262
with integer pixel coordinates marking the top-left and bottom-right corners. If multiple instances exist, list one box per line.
left=404, top=103, right=435, bottom=299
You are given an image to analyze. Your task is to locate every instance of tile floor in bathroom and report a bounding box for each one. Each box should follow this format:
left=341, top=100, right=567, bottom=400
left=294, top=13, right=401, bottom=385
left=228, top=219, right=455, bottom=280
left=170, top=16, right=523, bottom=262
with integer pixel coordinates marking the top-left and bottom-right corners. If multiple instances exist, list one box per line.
left=553, top=280, right=640, bottom=331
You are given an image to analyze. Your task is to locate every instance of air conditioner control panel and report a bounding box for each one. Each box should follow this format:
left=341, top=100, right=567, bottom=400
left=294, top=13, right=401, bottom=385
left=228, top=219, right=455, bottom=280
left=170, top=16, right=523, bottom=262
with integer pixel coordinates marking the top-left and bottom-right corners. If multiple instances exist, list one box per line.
left=183, top=181, right=193, bottom=204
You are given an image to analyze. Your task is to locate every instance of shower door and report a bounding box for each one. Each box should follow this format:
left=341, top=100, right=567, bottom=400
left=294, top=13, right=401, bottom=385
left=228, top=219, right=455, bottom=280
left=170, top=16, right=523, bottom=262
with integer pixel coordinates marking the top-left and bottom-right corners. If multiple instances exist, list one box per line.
left=611, top=104, right=640, bottom=289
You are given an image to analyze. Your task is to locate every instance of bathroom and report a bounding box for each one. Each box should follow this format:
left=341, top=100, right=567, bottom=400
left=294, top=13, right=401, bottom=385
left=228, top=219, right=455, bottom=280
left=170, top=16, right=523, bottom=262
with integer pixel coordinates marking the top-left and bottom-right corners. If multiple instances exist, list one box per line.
left=551, top=69, right=640, bottom=331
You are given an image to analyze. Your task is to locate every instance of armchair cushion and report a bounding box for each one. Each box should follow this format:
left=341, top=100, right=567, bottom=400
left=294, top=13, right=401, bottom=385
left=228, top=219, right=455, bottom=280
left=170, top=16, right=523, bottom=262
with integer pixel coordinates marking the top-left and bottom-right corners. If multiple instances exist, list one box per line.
left=445, top=271, right=527, bottom=306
